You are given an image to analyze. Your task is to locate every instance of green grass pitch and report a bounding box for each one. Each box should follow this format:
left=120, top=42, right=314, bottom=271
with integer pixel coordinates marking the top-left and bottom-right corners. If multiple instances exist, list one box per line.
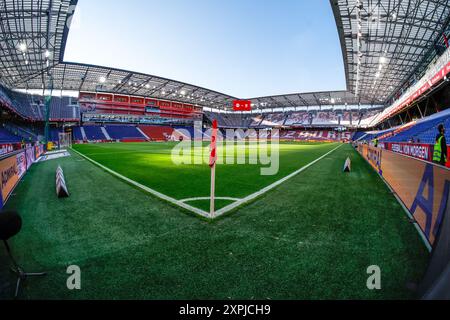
left=72, top=142, right=341, bottom=212
left=0, top=142, right=429, bottom=299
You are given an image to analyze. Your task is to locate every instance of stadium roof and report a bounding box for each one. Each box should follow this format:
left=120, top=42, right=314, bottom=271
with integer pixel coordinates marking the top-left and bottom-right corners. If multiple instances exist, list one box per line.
left=18, top=62, right=240, bottom=109
left=247, top=91, right=374, bottom=110
left=1, top=0, right=450, bottom=111
left=0, top=0, right=76, bottom=87
left=331, top=0, right=450, bottom=104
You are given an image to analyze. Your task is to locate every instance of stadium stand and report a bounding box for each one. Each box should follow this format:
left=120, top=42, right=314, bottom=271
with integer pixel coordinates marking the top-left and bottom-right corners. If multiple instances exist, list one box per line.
left=280, top=130, right=353, bottom=142
left=383, top=109, right=450, bottom=144
left=264, top=113, right=288, bottom=126
left=355, top=109, right=450, bottom=144
left=1, top=0, right=450, bottom=301
left=352, top=131, right=368, bottom=141
left=0, top=128, right=22, bottom=143
left=0, top=84, right=79, bottom=122
left=139, top=125, right=174, bottom=141
left=104, top=125, right=146, bottom=141
left=1, top=123, right=38, bottom=142
left=49, top=128, right=63, bottom=142
left=204, top=112, right=253, bottom=128
left=250, top=115, right=265, bottom=127
left=83, top=126, right=107, bottom=141
left=355, top=127, right=399, bottom=143
left=73, top=127, right=85, bottom=141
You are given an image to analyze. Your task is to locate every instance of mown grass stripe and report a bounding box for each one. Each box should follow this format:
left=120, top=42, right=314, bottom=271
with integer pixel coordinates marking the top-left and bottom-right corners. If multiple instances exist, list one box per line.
left=71, top=148, right=212, bottom=218
left=215, top=144, right=344, bottom=217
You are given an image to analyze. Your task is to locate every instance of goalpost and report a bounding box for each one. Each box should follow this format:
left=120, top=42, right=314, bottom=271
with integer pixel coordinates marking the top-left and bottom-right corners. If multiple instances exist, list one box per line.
left=58, top=132, right=72, bottom=150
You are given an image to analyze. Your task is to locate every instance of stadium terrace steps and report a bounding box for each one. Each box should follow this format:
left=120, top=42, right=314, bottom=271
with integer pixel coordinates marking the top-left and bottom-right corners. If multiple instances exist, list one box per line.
left=138, top=125, right=174, bottom=141
left=80, top=127, right=87, bottom=140
left=352, top=132, right=368, bottom=141
left=101, top=127, right=112, bottom=140
left=137, top=127, right=150, bottom=140
left=105, top=125, right=145, bottom=141
left=73, top=127, right=84, bottom=141
left=83, top=126, right=107, bottom=141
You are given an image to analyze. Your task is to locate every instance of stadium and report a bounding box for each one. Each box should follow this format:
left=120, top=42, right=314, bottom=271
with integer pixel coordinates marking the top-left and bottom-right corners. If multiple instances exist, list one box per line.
left=0, top=0, right=449, bottom=302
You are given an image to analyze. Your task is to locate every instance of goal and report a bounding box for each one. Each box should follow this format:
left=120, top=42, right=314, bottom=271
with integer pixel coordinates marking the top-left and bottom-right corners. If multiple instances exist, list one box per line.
left=58, top=132, right=72, bottom=149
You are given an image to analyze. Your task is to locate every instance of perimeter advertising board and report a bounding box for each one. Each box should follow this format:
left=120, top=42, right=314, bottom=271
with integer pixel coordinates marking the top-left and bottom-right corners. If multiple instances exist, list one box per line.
left=0, top=152, right=21, bottom=206
left=26, top=147, right=35, bottom=169
left=384, top=142, right=433, bottom=162
left=357, top=144, right=450, bottom=246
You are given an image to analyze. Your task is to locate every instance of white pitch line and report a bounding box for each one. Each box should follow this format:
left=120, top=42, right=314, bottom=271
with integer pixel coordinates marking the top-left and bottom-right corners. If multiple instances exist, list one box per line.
left=71, top=143, right=343, bottom=220
left=215, top=144, right=344, bottom=217
left=180, top=197, right=241, bottom=203
left=70, top=148, right=212, bottom=219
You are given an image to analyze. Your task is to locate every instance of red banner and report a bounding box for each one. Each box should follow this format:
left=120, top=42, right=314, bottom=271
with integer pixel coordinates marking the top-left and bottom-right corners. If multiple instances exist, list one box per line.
left=384, top=142, right=433, bottom=162
left=233, top=100, right=252, bottom=112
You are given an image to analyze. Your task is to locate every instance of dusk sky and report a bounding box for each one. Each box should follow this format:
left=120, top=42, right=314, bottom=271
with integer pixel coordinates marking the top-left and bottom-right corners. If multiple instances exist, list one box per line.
left=64, top=0, right=346, bottom=98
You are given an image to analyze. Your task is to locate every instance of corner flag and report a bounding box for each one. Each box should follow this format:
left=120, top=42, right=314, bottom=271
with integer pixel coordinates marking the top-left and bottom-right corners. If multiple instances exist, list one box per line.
left=210, top=120, right=218, bottom=217
left=209, top=120, right=218, bottom=167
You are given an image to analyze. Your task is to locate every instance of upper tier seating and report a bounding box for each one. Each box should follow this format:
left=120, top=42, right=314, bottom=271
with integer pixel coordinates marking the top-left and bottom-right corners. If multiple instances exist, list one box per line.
left=0, top=85, right=79, bottom=121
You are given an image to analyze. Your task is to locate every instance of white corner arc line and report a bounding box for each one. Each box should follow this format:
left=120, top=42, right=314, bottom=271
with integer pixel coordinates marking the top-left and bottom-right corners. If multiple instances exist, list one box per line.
left=180, top=197, right=241, bottom=203
left=215, top=144, right=344, bottom=217
left=71, top=148, right=211, bottom=219
left=71, top=143, right=343, bottom=220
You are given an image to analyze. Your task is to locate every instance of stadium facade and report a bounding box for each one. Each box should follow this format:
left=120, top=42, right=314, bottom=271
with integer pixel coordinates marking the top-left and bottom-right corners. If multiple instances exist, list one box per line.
left=0, top=0, right=449, bottom=131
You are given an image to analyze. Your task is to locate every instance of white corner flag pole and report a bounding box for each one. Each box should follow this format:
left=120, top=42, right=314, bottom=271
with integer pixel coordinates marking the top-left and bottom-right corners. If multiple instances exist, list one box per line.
left=210, top=161, right=216, bottom=218
left=210, top=120, right=218, bottom=219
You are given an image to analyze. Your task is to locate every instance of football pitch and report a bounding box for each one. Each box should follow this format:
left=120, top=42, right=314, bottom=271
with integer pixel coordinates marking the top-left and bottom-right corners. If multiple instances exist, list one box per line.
left=0, top=142, right=429, bottom=299
left=72, top=142, right=342, bottom=215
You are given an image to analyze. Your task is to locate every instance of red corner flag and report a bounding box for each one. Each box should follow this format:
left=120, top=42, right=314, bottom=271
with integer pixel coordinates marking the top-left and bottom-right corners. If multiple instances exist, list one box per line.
left=210, top=120, right=218, bottom=218
left=209, top=120, right=218, bottom=168
left=444, top=33, right=449, bottom=48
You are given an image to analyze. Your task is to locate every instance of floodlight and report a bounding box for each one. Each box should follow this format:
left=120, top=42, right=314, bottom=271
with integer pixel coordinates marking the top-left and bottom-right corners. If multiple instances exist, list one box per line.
left=18, top=42, right=27, bottom=52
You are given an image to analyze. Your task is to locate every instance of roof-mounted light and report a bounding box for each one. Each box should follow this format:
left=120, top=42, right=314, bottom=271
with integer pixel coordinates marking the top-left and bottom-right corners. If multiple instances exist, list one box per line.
left=18, top=42, right=27, bottom=52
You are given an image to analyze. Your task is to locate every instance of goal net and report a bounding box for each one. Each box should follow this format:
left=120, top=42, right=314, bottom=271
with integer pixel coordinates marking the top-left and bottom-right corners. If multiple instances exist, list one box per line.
left=58, top=132, right=72, bottom=149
